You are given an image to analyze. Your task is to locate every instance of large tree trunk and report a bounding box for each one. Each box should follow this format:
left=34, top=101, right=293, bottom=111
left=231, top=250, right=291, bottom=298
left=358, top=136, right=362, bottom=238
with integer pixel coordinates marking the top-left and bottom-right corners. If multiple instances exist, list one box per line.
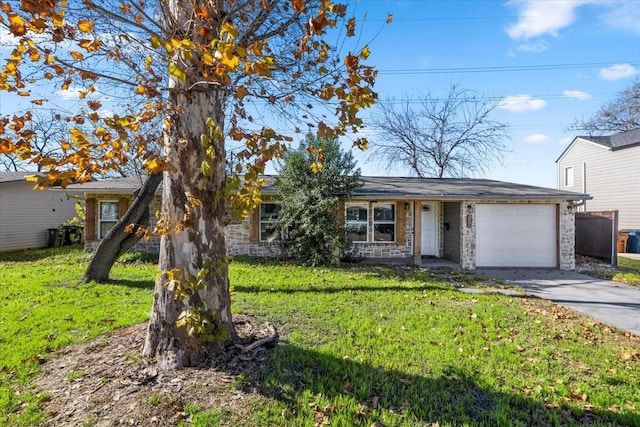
left=82, top=172, right=162, bottom=283
left=142, top=51, right=234, bottom=368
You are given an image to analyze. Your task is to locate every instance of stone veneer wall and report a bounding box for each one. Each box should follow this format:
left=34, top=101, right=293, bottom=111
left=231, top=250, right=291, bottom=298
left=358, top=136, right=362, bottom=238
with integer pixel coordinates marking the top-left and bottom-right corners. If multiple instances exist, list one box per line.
left=225, top=216, right=282, bottom=257
left=458, top=200, right=576, bottom=271
left=460, top=201, right=476, bottom=270
left=436, top=202, right=445, bottom=257
left=558, top=201, right=576, bottom=270
left=84, top=196, right=576, bottom=271
left=350, top=202, right=413, bottom=259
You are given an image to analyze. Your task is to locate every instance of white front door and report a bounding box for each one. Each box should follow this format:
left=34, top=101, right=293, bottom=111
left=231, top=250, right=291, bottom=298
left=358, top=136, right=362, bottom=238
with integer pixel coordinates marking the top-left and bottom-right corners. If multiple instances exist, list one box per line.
left=421, top=203, right=436, bottom=256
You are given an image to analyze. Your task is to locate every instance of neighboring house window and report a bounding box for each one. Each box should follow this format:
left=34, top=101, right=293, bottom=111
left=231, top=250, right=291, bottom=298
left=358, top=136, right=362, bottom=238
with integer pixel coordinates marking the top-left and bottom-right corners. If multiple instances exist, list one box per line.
left=564, top=166, right=574, bottom=187
left=373, top=202, right=395, bottom=242
left=345, top=203, right=368, bottom=242
left=99, top=201, right=119, bottom=239
left=259, top=202, right=281, bottom=242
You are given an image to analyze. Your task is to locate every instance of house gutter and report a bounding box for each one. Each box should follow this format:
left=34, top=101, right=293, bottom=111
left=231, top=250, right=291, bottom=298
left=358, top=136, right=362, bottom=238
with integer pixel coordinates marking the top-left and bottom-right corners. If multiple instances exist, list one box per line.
left=349, top=193, right=591, bottom=202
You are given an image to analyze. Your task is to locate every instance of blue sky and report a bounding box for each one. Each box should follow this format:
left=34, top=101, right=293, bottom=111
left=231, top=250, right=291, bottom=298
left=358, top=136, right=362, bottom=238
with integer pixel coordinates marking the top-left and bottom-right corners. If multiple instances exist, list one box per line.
left=342, top=0, right=640, bottom=188
left=1, top=1, right=638, bottom=189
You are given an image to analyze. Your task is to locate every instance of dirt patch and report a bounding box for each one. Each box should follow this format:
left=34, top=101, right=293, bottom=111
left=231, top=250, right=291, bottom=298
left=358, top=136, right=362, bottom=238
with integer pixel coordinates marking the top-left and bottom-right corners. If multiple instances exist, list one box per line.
left=575, top=254, right=617, bottom=276
left=36, top=316, right=276, bottom=426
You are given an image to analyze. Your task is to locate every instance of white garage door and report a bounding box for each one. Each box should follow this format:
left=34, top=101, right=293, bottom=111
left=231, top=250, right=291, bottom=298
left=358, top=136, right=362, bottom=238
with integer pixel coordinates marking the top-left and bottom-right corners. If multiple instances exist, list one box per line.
left=476, top=204, right=557, bottom=267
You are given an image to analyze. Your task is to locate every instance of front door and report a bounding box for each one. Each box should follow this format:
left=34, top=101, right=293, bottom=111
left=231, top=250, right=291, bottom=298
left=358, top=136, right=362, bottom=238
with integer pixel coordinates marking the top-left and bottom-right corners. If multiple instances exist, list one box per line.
left=421, top=203, right=436, bottom=256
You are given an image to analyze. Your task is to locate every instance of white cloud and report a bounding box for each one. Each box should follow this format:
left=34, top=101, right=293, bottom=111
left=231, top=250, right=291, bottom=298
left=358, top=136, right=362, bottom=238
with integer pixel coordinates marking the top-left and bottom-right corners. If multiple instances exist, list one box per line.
left=563, top=90, right=591, bottom=100
left=56, top=87, right=85, bottom=100
left=599, top=63, right=639, bottom=80
left=498, top=95, right=547, bottom=112
left=508, top=41, right=548, bottom=56
left=515, top=41, right=548, bottom=53
left=524, top=134, right=551, bottom=144
left=505, top=0, right=589, bottom=40
left=600, top=2, right=640, bottom=34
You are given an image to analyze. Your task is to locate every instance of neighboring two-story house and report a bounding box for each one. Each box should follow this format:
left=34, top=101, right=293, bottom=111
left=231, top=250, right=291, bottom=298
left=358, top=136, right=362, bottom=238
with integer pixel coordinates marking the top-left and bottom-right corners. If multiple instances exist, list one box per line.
left=556, top=128, right=640, bottom=232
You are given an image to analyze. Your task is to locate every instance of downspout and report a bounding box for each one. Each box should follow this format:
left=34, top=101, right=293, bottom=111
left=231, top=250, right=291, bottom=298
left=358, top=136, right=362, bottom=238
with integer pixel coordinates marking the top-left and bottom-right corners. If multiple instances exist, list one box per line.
left=581, top=162, right=587, bottom=211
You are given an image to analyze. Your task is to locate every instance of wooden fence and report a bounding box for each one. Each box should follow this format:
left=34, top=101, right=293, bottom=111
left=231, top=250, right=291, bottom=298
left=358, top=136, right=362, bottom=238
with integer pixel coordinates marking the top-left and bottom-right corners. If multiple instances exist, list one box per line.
left=575, top=210, right=618, bottom=266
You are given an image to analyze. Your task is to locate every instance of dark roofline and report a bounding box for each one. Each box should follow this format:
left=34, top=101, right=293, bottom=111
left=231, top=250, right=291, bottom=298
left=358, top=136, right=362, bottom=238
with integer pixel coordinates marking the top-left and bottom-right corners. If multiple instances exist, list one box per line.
left=353, top=177, right=589, bottom=201
left=57, top=175, right=589, bottom=202
left=0, top=171, right=40, bottom=184
left=557, top=128, right=640, bottom=162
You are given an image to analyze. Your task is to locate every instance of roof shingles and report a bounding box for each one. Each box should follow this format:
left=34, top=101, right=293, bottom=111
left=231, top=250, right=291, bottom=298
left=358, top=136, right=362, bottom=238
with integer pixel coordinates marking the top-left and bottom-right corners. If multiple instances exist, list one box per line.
left=62, top=175, right=588, bottom=201
left=578, top=128, right=640, bottom=150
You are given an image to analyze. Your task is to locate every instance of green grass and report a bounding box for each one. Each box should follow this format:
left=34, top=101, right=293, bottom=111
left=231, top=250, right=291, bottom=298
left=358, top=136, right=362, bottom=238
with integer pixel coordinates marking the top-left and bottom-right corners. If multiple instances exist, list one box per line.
left=0, top=245, right=155, bottom=426
left=582, top=256, right=640, bottom=287
left=615, top=256, right=640, bottom=286
left=1, top=249, right=639, bottom=426
left=229, top=258, right=640, bottom=426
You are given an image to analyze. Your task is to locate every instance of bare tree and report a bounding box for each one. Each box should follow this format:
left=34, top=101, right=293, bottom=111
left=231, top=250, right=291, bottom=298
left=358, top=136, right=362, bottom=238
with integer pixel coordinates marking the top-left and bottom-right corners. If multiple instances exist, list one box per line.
left=0, top=111, right=68, bottom=172
left=368, top=84, right=509, bottom=178
left=569, top=79, right=640, bottom=134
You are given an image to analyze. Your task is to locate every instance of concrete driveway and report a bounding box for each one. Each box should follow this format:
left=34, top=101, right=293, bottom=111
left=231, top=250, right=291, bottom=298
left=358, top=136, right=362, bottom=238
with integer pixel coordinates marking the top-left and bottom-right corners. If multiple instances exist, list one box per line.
left=476, top=268, right=640, bottom=336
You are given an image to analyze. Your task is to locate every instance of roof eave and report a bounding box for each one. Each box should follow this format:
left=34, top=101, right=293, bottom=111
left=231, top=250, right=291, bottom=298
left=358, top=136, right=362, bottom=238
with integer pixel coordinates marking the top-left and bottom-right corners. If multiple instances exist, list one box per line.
left=350, top=193, right=590, bottom=201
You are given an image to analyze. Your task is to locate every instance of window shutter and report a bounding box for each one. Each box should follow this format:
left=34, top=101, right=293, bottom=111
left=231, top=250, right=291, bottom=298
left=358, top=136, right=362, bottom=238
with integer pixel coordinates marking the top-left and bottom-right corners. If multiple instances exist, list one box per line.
left=396, top=201, right=406, bottom=244
left=85, top=197, right=96, bottom=242
left=338, top=201, right=345, bottom=229
left=249, top=207, right=259, bottom=243
left=118, top=197, right=129, bottom=217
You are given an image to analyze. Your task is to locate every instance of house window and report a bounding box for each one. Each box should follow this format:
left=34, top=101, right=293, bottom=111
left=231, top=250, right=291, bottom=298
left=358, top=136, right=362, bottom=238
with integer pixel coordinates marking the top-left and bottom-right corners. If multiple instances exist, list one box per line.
left=99, top=201, right=119, bottom=239
left=564, top=166, right=574, bottom=187
left=259, top=202, right=281, bottom=242
left=345, top=203, right=368, bottom=242
left=373, top=202, right=395, bottom=242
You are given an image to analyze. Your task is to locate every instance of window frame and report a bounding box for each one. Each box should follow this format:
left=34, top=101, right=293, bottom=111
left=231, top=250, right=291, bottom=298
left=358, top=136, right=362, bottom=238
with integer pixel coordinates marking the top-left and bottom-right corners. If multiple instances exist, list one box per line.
left=259, top=201, right=281, bottom=242
left=564, top=166, right=574, bottom=187
left=98, top=200, right=119, bottom=239
left=345, top=202, right=369, bottom=243
left=372, top=202, right=396, bottom=243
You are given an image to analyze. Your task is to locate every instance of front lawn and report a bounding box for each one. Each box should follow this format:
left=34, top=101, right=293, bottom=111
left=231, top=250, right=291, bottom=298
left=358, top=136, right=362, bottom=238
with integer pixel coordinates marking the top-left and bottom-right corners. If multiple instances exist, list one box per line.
left=1, top=248, right=639, bottom=426
left=0, top=246, right=156, bottom=426
left=616, top=256, right=640, bottom=286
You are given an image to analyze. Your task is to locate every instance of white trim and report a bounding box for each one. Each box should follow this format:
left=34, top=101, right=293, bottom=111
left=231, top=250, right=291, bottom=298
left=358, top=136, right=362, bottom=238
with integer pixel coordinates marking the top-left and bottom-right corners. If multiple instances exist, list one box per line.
left=98, top=200, right=119, bottom=239
left=420, top=202, right=438, bottom=256
left=372, top=202, right=396, bottom=243
left=556, top=136, right=612, bottom=163
left=258, top=201, right=281, bottom=242
left=564, top=165, right=574, bottom=187
left=345, top=202, right=369, bottom=242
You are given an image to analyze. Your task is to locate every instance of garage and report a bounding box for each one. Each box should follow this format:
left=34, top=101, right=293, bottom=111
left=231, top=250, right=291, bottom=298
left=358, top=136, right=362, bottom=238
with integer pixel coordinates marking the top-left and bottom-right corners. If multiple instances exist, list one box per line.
left=476, top=204, right=557, bottom=267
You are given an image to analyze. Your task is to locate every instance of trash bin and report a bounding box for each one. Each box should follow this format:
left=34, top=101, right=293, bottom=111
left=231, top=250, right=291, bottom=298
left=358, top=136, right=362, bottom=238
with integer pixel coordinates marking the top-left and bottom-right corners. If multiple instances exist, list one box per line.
left=62, top=225, right=83, bottom=246
left=617, top=232, right=628, bottom=253
left=47, top=228, right=61, bottom=248
left=627, top=232, right=640, bottom=253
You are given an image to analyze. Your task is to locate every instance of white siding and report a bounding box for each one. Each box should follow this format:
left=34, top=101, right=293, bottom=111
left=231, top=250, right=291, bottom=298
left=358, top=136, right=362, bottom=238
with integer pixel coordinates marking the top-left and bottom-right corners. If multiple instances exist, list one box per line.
left=558, top=139, right=640, bottom=231
left=0, top=181, right=78, bottom=252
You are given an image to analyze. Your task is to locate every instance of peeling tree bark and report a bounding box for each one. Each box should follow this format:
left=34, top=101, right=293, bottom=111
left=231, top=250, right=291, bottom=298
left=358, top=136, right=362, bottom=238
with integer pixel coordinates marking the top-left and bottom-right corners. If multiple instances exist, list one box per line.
left=82, top=172, right=162, bottom=283
left=142, top=88, right=235, bottom=369
left=142, top=1, right=235, bottom=367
